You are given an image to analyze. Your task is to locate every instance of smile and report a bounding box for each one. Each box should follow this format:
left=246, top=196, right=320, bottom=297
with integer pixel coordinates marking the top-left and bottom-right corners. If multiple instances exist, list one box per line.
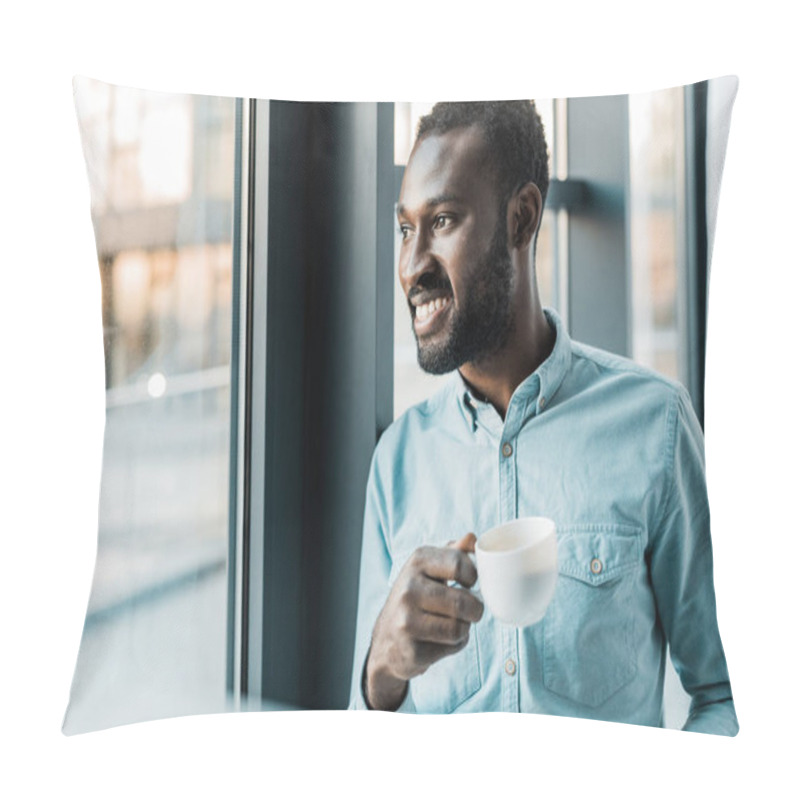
left=414, top=296, right=452, bottom=331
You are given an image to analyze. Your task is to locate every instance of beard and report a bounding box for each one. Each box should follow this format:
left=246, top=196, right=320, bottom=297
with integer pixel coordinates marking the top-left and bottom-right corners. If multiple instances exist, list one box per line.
left=415, top=220, right=515, bottom=375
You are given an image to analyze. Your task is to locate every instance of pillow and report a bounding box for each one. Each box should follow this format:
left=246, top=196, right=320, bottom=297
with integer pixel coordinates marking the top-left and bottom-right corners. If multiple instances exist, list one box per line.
left=63, top=76, right=739, bottom=735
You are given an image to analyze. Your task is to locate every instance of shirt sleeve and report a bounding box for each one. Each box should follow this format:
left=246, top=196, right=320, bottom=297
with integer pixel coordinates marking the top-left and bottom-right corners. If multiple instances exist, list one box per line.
left=348, top=446, right=417, bottom=713
left=647, top=387, right=739, bottom=736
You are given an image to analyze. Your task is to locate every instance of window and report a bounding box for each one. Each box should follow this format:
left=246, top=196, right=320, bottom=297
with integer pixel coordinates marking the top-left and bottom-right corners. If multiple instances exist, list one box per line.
left=629, top=86, right=687, bottom=384
left=65, top=81, right=236, bottom=733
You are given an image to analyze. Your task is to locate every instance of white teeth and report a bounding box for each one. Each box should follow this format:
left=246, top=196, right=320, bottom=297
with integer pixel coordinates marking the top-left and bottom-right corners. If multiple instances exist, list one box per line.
left=416, top=297, right=449, bottom=322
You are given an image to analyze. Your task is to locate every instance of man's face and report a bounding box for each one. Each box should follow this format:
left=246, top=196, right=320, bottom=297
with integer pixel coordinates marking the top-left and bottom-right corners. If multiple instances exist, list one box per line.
left=396, top=125, right=515, bottom=375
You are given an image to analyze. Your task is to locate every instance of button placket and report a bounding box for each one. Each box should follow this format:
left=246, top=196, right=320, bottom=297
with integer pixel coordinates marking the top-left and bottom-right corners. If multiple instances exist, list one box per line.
left=498, top=400, right=522, bottom=712
left=498, top=399, right=524, bottom=526
left=501, top=625, right=519, bottom=712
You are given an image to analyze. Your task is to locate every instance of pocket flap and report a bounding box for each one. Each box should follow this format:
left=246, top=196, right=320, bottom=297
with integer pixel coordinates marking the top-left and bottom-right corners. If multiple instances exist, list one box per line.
left=557, top=525, right=641, bottom=586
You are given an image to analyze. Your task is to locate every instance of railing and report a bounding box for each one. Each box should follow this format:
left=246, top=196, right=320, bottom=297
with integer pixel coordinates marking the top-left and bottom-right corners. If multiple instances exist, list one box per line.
left=105, top=365, right=230, bottom=408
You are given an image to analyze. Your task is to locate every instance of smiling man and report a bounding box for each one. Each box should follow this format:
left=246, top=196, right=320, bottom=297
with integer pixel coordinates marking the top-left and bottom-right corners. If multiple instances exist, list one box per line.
left=348, top=101, right=738, bottom=734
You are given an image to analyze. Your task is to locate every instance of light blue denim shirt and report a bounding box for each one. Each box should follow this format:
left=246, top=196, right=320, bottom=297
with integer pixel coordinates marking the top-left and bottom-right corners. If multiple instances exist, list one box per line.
left=349, top=309, right=737, bottom=735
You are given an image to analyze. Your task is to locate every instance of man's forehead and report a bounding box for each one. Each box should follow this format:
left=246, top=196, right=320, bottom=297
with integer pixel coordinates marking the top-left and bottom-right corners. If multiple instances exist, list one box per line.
left=408, top=125, right=490, bottom=177
left=399, top=125, right=494, bottom=212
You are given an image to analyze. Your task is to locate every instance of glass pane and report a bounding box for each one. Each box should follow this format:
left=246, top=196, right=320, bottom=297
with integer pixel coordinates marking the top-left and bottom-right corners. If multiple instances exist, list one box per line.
left=534, top=98, right=557, bottom=312
left=629, top=87, right=686, bottom=383
left=64, top=80, right=236, bottom=733
left=536, top=207, right=556, bottom=309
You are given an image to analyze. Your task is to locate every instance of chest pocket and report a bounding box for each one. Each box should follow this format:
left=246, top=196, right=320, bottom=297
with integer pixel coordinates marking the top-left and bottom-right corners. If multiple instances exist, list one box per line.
left=542, top=526, right=641, bottom=708
left=389, top=548, right=482, bottom=714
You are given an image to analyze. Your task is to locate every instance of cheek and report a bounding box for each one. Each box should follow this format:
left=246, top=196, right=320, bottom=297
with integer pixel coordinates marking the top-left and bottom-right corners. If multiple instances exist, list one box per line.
left=444, top=221, right=491, bottom=273
left=448, top=248, right=482, bottom=297
left=439, top=237, right=474, bottom=283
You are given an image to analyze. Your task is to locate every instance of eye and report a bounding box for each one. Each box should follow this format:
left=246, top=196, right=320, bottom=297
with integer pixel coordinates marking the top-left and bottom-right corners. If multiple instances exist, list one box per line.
left=397, top=223, right=413, bottom=241
left=433, top=214, right=453, bottom=231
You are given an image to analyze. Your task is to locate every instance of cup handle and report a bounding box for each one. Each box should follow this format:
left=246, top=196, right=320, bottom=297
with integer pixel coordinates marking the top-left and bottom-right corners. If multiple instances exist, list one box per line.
left=465, top=553, right=482, bottom=601
left=448, top=552, right=480, bottom=599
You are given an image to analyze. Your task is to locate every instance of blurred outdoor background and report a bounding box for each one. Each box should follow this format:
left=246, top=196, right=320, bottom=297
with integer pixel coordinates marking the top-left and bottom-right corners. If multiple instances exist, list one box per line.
left=64, top=83, right=235, bottom=732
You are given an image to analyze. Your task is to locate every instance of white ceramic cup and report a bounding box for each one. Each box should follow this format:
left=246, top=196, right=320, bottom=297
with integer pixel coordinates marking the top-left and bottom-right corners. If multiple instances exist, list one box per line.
left=474, top=516, right=558, bottom=628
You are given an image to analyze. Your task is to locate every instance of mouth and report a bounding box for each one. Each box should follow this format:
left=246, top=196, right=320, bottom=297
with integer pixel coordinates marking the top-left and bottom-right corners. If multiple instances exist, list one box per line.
left=412, top=293, right=453, bottom=334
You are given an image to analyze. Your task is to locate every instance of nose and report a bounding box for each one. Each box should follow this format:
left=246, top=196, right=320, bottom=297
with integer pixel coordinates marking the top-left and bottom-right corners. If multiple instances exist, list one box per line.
left=399, top=227, right=436, bottom=294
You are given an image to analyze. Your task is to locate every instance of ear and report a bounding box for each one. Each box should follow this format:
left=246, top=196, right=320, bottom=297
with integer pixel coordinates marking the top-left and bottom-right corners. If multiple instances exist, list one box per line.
left=510, top=182, right=543, bottom=250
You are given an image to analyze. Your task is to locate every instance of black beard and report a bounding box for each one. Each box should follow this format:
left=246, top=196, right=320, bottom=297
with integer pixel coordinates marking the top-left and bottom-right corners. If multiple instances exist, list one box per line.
left=416, top=222, right=514, bottom=375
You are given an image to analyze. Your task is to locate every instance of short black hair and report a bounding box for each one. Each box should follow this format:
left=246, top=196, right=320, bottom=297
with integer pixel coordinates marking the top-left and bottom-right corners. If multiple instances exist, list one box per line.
left=416, top=100, right=550, bottom=210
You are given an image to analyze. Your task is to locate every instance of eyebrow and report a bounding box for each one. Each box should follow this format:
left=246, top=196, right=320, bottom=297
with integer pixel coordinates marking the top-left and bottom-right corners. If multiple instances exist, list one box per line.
left=396, top=193, right=461, bottom=219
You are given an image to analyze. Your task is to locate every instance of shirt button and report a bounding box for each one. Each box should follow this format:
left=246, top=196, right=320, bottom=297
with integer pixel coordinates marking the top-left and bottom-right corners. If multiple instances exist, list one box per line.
left=539, top=396, right=546, bottom=409
left=590, top=558, right=603, bottom=575
left=502, top=442, right=513, bottom=457
left=504, top=658, right=517, bottom=676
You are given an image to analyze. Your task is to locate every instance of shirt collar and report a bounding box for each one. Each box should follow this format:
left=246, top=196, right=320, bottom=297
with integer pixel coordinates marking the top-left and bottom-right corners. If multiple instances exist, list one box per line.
left=454, top=307, right=572, bottom=431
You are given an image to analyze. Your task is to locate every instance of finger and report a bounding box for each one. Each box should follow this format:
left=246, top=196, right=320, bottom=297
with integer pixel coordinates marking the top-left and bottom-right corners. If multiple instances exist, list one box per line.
left=411, top=546, right=478, bottom=587
left=412, top=611, right=472, bottom=646
left=417, top=579, right=484, bottom=623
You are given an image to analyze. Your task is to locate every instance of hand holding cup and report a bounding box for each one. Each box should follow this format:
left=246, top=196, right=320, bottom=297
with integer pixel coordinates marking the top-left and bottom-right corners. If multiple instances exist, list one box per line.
left=365, top=533, right=484, bottom=710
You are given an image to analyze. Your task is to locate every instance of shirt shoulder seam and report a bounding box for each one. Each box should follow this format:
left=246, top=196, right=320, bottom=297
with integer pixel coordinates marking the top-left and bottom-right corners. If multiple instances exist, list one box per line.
left=570, top=340, right=684, bottom=392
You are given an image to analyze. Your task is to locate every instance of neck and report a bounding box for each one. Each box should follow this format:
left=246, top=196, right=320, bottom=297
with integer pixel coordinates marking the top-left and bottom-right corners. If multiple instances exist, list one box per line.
left=459, top=300, right=554, bottom=421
